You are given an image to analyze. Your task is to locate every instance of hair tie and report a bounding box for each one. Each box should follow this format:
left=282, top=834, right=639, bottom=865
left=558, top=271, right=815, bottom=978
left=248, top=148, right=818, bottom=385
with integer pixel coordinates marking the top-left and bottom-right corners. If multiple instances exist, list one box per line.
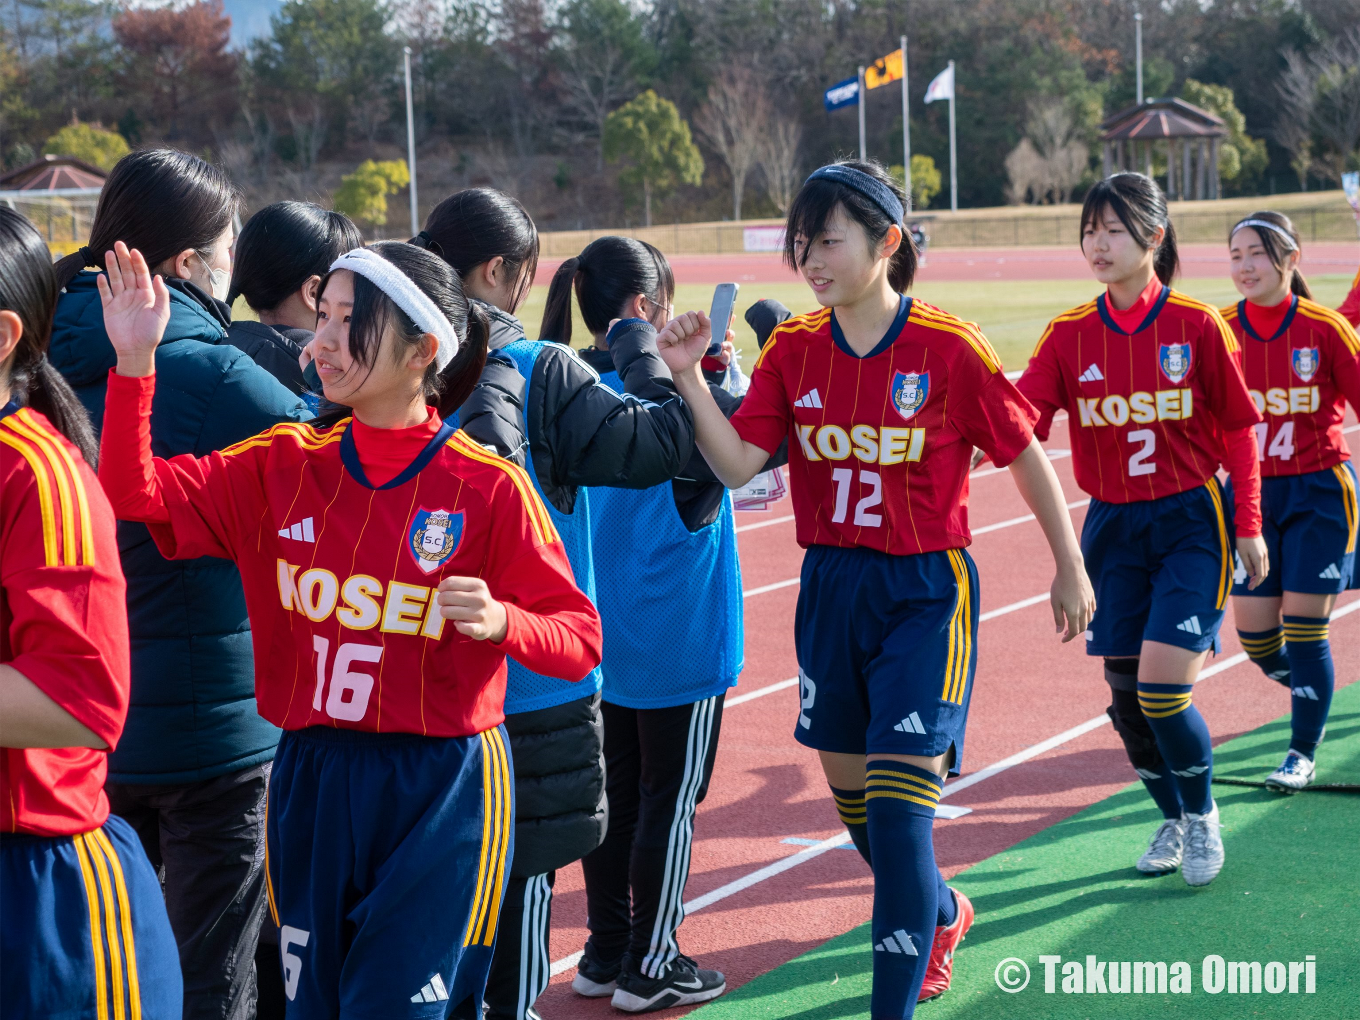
left=1231, top=218, right=1297, bottom=251
left=410, top=231, right=432, bottom=249
left=78, top=245, right=95, bottom=267
left=329, top=248, right=461, bottom=371
left=804, top=165, right=905, bottom=227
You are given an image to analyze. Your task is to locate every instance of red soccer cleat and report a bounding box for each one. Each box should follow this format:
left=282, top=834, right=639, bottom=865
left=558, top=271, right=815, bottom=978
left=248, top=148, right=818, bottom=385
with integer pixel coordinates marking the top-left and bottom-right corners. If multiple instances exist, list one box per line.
left=917, top=888, right=974, bottom=1002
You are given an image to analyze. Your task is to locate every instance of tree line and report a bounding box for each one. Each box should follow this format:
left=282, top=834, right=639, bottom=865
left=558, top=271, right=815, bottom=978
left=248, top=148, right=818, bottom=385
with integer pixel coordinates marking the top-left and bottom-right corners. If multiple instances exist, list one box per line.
left=2, top=0, right=1358, bottom=232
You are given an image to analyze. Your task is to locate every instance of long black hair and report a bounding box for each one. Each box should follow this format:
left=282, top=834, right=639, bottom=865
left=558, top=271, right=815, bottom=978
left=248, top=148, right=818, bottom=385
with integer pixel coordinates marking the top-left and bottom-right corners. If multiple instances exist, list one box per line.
left=228, top=202, right=364, bottom=311
left=1229, top=211, right=1311, bottom=300
left=539, top=236, right=674, bottom=345
left=313, top=242, right=489, bottom=425
left=412, top=188, right=539, bottom=315
left=0, top=208, right=98, bottom=464
left=1080, top=172, right=1180, bottom=285
left=54, top=148, right=239, bottom=289
left=784, top=159, right=917, bottom=293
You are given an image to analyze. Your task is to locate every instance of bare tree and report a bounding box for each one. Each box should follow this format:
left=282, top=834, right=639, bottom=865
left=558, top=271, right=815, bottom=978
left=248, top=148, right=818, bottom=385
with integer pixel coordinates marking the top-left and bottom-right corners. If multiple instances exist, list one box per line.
left=287, top=98, right=326, bottom=192
left=757, top=112, right=802, bottom=215
left=1022, top=98, right=1089, bottom=203
left=555, top=0, right=646, bottom=171
left=695, top=66, right=769, bottom=220
left=1278, top=29, right=1360, bottom=187
left=1004, top=138, right=1045, bottom=204
left=1276, top=49, right=1317, bottom=189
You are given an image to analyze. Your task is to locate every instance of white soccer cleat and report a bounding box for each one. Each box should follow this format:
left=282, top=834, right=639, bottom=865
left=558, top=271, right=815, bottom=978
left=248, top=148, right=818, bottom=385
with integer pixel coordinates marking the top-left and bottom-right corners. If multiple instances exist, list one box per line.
left=1264, top=750, right=1315, bottom=794
left=1181, top=801, right=1225, bottom=887
left=1136, top=817, right=1186, bottom=874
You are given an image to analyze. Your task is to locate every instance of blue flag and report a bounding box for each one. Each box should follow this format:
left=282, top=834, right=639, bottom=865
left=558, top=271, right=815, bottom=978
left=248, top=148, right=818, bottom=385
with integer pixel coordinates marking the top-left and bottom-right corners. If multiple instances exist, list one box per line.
left=823, top=76, right=859, bottom=111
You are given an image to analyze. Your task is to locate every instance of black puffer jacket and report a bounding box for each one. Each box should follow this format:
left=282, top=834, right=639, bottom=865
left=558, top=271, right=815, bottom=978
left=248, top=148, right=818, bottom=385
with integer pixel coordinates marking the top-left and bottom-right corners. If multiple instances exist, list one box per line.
left=223, top=319, right=312, bottom=395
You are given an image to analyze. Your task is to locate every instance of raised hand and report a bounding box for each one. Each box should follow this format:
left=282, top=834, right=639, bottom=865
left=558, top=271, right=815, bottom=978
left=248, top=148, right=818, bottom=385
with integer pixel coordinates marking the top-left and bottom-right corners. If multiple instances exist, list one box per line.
left=654, top=310, right=712, bottom=378
left=96, top=241, right=170, bottom=378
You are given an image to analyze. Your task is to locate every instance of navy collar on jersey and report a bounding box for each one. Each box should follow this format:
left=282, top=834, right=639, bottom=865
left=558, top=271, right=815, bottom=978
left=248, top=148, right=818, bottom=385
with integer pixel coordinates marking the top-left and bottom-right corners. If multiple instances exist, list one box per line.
left=1237, top=293, right=1298, bottom=343
left=339, top=416, right=457, bottom=490
left=830, top=294, right=912, bottom=360
left=1096, top=284, right=1170, bottom=336
left=0, top=400, right=16, bottom=423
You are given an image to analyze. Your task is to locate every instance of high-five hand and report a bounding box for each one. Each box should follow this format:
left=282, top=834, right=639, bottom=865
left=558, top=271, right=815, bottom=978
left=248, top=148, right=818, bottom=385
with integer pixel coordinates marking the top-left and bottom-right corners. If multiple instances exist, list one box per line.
left=96, top=241, right=170, bottom=378
left=654, top=310, right=712, bottom=379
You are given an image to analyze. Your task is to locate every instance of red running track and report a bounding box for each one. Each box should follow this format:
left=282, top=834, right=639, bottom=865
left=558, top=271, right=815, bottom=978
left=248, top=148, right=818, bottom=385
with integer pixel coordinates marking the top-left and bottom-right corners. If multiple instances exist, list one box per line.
left=531, top=416, right=1360, bottom=1019
left=534, top=243, right=1359, bottom=286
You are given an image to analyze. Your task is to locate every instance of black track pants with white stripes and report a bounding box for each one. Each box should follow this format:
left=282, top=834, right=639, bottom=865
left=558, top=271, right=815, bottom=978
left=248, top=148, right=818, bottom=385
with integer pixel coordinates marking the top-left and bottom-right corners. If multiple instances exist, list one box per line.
left=581, top=695, right=724, bottom=979
left=483, top=871, right=555, bottom=1020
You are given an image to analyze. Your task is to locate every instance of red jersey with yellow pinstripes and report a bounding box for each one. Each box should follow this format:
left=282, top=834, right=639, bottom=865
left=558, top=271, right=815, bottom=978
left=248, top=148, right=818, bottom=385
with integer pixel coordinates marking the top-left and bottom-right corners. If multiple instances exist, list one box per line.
left=1338, top=265, right=1360, bottom=327
left=1018, top=287, right=1261, bottom=505
left=1221, top=296, right=1360, bottom=477
left=2, top=404, right=130, bottom=835
left=100, top=375, right=599, bottom=739
left=729, top=298, right=1039, bottom=555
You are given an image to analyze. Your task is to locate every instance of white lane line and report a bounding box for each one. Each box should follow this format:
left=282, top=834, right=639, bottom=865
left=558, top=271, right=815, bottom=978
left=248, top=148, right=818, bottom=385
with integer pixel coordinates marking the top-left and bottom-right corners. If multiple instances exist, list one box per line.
left=736, top=513, right=796, bottom=533
left=742, top=577, right=801, bottom=598
left=1344, top=423, right=1360, bottom=434
left=973, top=498, right=1089, bottom=536
left=977, top=593, right=1051, bottom=622
left=726, top=677, right=799, bottom=707
left=971, top=448, right=1072, bottom=480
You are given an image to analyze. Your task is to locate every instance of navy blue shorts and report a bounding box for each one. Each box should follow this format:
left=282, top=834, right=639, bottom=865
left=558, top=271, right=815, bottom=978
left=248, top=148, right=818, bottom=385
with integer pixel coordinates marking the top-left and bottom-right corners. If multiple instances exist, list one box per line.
left=267, top=725, right=513, bottom=1019
left=1082, top=481, right=1233, bottom=657
left=1227, top=463, right=1359, bottom=597
left=1, top=813, right=182, bottom=1019
left=793, top=545, right=979, bottom=776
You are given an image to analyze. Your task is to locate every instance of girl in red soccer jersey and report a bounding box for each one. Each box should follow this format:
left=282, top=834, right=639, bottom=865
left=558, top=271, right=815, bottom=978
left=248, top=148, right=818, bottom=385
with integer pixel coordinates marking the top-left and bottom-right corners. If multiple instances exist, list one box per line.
left=1339, top=265, right=1359, bottom=327
left=95, top=239, right=602, bottom=1019
left=1018, top=173, right=1267, bottom=889
left=1222, top=212, right=1360, bottom=791
left=1, top=207, right=182, bottom=1017
left=654, top=160, right=1095, bottom=1020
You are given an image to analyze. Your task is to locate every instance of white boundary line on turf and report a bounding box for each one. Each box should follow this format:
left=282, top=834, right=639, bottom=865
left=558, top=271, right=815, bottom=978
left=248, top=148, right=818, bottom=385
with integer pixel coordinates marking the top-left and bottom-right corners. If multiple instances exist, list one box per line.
left=549, top=596, right=1360, bottom=978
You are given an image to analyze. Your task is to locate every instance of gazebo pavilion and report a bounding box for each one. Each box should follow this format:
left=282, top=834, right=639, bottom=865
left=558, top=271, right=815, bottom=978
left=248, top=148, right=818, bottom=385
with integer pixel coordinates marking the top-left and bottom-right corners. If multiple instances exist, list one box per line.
left=1100, top=98, right=1228, bottom=200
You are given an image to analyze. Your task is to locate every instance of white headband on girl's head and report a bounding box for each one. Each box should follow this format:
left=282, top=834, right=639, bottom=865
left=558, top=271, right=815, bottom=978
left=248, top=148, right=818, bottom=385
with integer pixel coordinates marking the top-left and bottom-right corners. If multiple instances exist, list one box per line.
left=328, top=248, right=461, bottom=371
left=1231, top=219, right=1298, bottom=251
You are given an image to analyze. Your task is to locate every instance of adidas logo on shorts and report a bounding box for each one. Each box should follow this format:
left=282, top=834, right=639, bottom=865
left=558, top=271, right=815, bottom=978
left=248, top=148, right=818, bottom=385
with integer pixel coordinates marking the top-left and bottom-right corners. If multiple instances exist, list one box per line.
left=893, top=712, right=927, bottom=734
left=1319, top=563, right=1342, bottom=580
left=1078, top=363, right=1105, bottom=382
left=793, top=388, right=824, bottom=409
left=873, top=930, right=919, bottom=955
left=411, top=974, right=449, bottom=1003
left=1176, top=616, right=1202, bottom=636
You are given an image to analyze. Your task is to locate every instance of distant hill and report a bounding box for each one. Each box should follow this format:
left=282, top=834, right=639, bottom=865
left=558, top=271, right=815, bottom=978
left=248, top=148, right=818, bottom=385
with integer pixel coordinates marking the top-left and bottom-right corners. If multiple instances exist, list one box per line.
left=221, top=0, right=282, bottom=47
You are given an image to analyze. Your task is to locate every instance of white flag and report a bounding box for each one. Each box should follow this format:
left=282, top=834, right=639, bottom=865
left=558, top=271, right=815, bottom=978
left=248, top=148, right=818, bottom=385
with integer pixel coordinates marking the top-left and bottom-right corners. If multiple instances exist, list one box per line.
left=923, top=64, right=954, bottom=103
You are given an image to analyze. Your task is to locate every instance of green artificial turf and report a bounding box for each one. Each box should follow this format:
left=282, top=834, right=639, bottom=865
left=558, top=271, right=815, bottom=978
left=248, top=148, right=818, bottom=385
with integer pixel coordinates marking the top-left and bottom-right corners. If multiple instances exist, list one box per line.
left=690, top=680, right=1360, bottom=1019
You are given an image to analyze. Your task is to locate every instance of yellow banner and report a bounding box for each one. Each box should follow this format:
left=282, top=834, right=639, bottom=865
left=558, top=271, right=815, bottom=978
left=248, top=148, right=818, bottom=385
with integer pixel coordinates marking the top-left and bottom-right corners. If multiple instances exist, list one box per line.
left=865, top=49, right=903, bottom=90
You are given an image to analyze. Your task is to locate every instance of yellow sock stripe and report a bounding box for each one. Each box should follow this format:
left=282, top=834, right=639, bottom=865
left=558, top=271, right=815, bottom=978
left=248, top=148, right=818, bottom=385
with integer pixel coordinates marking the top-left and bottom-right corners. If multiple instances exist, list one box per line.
left=72, top=834, right=110, bottom=1020
left=864, top=789, right=941, bottom=809
left=831, top=792, right=866, bottom=806
left=92, top=828, right=142, bottom=1020
left=1238, top=633, right=1285, bottom=655
left=864, top=773, right=943, bottom=801
left=464, top=731, right=496, bottom=947
left=836, top=809, right=867, bottom=824
left=1284, top=628, right=1329, bottom=641
left=1333, top=465, right=1357, bottom=553
left=0, top=429, right=59, bottom=565
left=1204, top=481, right=1231, bottom=608
left=1138, top=695, right=1192, bottom=717
left=479, top=728, right=513, bottom=946
left=84, top=831, right=127, bottom=1020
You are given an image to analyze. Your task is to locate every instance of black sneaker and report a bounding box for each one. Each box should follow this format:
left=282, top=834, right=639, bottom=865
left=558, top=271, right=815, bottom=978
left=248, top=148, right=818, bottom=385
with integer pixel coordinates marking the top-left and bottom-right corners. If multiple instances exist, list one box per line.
left=571, top=942, right=622, bottom=998
left=610, top=955, right=726, bottom=1013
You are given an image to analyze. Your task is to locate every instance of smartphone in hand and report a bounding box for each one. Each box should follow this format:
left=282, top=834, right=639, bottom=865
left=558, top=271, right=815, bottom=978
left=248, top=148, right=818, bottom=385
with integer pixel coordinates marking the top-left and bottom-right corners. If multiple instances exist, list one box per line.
left=707, top=282, right=740, bottom=357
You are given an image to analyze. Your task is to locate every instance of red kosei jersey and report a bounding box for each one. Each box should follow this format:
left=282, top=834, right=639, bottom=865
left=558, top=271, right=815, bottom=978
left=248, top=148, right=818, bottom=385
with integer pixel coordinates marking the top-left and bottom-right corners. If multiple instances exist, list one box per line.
left=730, top=298, right=1038, bottom=555
left=1339, top=266, right=1360, bottom=327
left=2, top=404, right=130, bottom=836
left=1221, top=296, right=1360, bottom=477
left=1019, top=286, right=1262, bottom=505
left=98, top=372, right=601, bottom=739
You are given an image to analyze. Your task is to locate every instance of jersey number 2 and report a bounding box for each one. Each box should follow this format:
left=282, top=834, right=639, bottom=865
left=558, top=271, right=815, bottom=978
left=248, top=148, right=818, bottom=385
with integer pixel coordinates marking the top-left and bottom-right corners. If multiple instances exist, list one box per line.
left=1127, top=429, right=1157, bottom=476
left=831, top=468, right=883, bottom=527
left=312, top=636, right=383, bottom=722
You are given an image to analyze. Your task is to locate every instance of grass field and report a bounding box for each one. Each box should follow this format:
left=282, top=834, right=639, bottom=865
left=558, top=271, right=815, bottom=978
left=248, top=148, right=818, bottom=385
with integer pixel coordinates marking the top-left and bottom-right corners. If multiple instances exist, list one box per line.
left=690, top=680, right=1360, bottom=1020
left=517, top=274, right=1358, bottom=372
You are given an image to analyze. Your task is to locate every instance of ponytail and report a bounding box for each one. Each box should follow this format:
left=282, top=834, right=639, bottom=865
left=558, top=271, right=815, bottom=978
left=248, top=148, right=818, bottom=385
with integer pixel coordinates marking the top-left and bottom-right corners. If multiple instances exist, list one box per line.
left=435, top=302, right=489, bottom=420
left=1228, top=212, right=1312, bottom=301
left=1290, top=269, right=1313, bottom=300
left=539, top=257, right=580, bottom=345
left=1081, top=172, right=1179, bottom=285
left=1153, top=218, right=1179, bottom=286
left=0, top=207, right=99, bottom=465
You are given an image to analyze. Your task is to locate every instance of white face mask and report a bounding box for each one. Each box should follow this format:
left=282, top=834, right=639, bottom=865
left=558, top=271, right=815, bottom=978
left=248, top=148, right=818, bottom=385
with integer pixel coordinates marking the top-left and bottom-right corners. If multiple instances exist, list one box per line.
left=197, top=253, right=231, bottom=303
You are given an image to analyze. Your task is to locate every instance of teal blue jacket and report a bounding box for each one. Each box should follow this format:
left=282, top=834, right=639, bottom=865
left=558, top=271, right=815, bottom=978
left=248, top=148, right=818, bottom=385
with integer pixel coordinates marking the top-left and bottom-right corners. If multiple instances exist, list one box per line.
left=50, top=272, right=310, bottom=784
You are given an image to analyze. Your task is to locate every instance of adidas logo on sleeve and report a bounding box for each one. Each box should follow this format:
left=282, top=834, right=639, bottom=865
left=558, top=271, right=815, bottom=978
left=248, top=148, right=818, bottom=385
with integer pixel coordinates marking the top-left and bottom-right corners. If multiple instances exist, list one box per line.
left=893, top=712, right=927, bottom=734
left=278, top=516, right=315, bottom=542
left=793, top=388, right=823, bottom=409
left=411, top=974, right=449, bottom=1003
left=874, top=930, right=919, bottom=955
left=1078, top=364, right=1105, bottom=382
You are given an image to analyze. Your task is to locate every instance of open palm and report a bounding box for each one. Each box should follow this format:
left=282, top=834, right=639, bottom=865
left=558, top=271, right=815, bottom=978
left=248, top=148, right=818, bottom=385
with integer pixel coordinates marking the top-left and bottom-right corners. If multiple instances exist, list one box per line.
left=97, top=241, right=171, bottom=364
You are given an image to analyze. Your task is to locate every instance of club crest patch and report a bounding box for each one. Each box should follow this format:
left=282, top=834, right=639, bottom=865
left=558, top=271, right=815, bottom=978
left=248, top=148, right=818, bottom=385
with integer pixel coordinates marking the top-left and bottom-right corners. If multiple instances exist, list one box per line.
left=407, top=507, right=464, bottom=574
left=1159, top=343, right=1192, bottom=385
left=1292, top=347, right=1320, bottom=383
left=891, top=370, right=930, bottom=421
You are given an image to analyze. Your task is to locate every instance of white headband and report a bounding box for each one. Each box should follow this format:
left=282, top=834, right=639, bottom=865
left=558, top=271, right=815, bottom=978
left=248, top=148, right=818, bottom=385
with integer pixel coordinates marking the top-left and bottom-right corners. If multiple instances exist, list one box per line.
left=328, top=248, right=461, bottom=371
left=1231, top=219, right=1298, bottom=252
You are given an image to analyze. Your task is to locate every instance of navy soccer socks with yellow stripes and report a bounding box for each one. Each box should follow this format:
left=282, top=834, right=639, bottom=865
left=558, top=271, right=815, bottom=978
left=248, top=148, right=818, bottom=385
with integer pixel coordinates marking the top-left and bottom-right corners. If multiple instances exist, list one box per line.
left=864, top=761, right=943, bottom=1018
left=1283, top=616, right=1334, bottom=759
left=1137, top=683, right=1213, bottom=816
left=1238, top=626, right=1291, bottom=687
left=831, top=786, right=872, bottom=866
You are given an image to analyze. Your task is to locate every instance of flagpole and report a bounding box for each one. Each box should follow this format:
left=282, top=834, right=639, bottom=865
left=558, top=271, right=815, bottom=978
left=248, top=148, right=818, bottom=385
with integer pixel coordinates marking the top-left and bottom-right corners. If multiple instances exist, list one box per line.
left=947, top=59, right=957, bottom=212
left=404, top=46, right=418, bottom=236
left=857, top=65, right=867, bottom=160
left=901, top=35, right=911, bottom=212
